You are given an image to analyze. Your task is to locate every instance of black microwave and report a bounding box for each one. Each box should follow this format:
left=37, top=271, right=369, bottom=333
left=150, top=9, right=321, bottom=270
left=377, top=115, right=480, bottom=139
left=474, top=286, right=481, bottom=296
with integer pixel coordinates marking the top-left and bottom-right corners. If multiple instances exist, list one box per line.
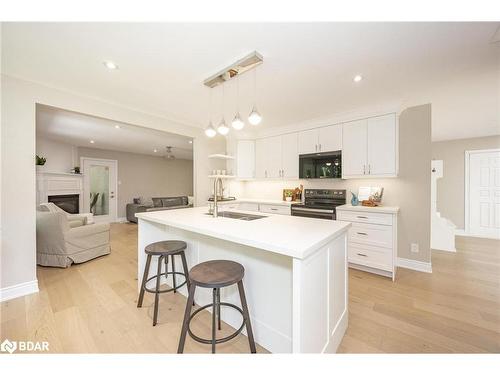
left=299, top=151, right=342, bottom=179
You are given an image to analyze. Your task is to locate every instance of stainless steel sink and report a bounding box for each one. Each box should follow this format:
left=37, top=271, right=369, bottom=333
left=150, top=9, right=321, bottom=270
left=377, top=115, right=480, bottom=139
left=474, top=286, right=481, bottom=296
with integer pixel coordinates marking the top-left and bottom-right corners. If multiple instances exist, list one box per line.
left=205, top=211, right=267, bottom=221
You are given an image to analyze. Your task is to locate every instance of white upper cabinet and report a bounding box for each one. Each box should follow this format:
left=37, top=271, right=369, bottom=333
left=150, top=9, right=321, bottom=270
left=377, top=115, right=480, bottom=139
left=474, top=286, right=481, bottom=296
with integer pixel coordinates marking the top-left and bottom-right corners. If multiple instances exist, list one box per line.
left=318, top=124, right=342, bottom=153
left=236, top=140, right=255, bottom=179
left=256, top=133, right=298, bottom=179
left=298, top=124, right=342, bottom=154
left=298, top=129, right=318, bottom=154
left=342, top=113, right=398, bottom=178
left=342, top=119, right=368, bottom=177
left=256, top=136, right=282, bottom=178
left=281, top=132, right=299, bottom=178
left=367, top=114, right=397, bottom=176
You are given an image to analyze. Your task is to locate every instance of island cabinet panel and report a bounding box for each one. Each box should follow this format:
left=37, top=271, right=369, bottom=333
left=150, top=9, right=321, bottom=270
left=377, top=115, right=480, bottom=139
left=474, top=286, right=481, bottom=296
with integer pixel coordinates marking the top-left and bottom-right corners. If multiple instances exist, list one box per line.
left=292, top=232, right=348, bottom=353
left=137, top=208, right=350, bottom=353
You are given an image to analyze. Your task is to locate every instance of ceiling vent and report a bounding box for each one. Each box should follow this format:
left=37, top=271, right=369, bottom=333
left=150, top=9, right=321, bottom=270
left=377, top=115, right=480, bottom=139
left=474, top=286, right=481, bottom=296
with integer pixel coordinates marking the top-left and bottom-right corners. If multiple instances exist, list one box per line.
left=204, top=51, right=263, bottom=88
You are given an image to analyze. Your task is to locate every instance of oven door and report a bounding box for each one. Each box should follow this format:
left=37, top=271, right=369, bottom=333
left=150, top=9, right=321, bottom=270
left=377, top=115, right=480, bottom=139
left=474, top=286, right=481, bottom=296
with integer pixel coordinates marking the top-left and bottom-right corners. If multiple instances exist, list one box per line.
left=291, top=206, right=334, bottom=220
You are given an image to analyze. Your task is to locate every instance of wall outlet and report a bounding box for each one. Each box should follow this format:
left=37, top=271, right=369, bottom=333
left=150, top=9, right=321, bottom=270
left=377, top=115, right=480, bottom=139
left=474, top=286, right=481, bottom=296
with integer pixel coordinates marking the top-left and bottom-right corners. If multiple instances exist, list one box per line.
left=410, top=243, right=419, bottom=253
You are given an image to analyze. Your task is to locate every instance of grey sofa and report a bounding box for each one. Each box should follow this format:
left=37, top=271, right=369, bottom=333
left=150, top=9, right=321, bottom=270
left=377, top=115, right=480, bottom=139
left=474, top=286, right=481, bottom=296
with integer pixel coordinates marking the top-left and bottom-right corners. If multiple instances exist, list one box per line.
left=126, top=196, right=191, bottom=223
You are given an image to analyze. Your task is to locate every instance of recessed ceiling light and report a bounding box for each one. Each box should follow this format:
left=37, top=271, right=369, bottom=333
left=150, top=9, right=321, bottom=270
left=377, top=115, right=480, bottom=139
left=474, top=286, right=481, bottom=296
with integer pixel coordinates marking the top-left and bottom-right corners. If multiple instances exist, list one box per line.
left=353, top=75, right=363, bottom=83
left=90, top=140, right=95, bottom=144
left=114, top=125, right=121, bottom=129
left=188, top=140, right=193, bottom=144
left=153, top=149, right=158, bottom=153
left=103, top=61, right=118, bottom=70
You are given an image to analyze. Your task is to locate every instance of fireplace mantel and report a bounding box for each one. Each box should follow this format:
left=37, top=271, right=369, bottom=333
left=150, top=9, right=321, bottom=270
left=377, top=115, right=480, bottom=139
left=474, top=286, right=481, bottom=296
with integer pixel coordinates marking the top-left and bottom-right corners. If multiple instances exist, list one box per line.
left=36, top=172, right=84, bottom=213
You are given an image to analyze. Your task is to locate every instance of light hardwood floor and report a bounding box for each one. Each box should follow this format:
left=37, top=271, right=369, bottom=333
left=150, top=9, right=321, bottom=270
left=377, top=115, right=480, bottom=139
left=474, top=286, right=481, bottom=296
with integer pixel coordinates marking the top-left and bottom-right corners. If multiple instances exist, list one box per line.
left=1, top=224, right=499, bottom=353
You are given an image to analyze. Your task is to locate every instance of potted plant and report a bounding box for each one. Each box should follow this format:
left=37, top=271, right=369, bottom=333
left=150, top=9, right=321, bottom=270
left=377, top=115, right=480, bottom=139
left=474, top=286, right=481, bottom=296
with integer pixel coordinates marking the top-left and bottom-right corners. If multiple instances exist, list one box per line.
left=36, top=155, right=47, bottom=171
left=284, top=190, right=293, bottom=202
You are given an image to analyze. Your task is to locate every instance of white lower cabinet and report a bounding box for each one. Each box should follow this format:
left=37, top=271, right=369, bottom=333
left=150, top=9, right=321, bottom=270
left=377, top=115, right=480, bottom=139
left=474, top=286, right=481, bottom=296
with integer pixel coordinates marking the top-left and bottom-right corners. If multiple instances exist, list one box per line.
left=259, top=204, right=291, bottom=215
left=238, top=202, right=260, bottom=212
left=337, top=206, right=399, bottom=280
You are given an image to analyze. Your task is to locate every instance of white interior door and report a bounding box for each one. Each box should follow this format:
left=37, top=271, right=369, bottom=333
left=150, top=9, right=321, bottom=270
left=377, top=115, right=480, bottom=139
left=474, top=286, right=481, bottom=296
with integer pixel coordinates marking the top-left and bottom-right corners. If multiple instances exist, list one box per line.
left=82, top=157, right=118, bottom=223
left=468, top=150, right=500, bottom=238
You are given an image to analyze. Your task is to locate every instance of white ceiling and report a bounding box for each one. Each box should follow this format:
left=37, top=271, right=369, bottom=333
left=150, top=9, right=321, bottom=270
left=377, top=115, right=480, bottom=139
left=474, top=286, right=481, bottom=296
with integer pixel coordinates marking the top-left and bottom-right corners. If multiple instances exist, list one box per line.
left=3, top=22, right=500, bottom=140
left=36, top=105, right=193, bottom=160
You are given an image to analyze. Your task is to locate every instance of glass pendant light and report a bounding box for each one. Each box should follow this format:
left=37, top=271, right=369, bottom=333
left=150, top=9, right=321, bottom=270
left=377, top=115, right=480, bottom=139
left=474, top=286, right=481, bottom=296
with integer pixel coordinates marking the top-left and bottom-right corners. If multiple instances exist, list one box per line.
left=217, top=84, right=230, bottom=135
left=205, top=121, right=216, bottom=137
left=205, top=88, right=217, bottom=137
left=231, top=75, right=245, bottom=130
left=248, top=68, right=262, bottom=126
left=217, top=118, right=229, bottom=135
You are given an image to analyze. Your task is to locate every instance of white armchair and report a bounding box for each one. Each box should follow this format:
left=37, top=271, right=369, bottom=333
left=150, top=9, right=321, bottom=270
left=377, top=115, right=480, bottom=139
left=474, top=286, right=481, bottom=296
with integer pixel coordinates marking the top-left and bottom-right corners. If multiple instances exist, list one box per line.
left=39, top=202, right=94, bottom=227
left=36, top=210, right=110, bottom=268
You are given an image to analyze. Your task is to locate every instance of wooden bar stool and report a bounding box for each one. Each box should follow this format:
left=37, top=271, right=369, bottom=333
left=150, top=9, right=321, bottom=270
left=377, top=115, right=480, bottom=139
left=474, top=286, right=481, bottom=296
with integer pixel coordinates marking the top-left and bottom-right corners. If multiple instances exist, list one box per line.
left=137, top=240, right=190, bottom=326
left=177, top=260, right=256, bottom=354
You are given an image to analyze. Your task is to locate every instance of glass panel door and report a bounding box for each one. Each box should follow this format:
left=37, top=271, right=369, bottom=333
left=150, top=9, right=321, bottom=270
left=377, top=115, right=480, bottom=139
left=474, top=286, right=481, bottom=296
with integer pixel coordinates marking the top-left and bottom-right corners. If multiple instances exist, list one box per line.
left=89, top=165, right=110, bottom=216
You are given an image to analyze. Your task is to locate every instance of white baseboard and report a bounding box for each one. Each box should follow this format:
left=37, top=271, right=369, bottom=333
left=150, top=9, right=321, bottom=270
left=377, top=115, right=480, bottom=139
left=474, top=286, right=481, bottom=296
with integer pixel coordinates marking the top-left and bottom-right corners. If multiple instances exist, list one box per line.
left=115, top=217, right=128, bottom=223
left=397, top=257, right=432, bottom=273
left=455, top=229, right=500, bottom=240
left=0, top=279, right=39, bottom=302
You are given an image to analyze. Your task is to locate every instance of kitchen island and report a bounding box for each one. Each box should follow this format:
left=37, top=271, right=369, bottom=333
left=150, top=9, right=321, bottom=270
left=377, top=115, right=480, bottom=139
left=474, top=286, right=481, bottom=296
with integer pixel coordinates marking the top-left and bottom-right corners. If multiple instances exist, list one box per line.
left=136, top=206, right=350, bottom=353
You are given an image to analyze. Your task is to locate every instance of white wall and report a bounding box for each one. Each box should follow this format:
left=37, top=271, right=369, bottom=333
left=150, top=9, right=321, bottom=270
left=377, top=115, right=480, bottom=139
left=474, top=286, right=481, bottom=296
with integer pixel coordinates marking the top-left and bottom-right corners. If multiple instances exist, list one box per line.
left=36, top=137, right=77, bottom=173
left=0, top=74, right=225, bottom=294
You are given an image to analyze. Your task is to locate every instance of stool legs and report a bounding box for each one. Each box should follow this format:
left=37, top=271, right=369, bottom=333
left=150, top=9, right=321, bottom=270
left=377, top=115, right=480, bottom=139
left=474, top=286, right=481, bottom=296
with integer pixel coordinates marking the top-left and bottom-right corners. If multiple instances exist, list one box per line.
left=152, top=255, right=164, bottom=326
left=137, top=254, right=152, bottom=308
left=180, top=252, right=195, bottom=306
left=171, top=255, right=177, bottom=293
left=177, top=283, right=196, bottom=353
left=211, top=288, right=217, bottom=353
left=216, top=288, right=221, bottom=330
left=238, top=281, right=257, bottom=353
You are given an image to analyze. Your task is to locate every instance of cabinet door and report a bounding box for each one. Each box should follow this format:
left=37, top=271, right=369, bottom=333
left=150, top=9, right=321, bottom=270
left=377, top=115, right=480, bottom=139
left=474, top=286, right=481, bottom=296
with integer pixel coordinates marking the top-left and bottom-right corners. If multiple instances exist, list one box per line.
left=318, top=124, right=342, bottom=152
left=342, top=119, right=367, bottom=177
left=255, top=138, right=267, bottom=178
left=281, top=132, right=299, bottom=178
left=255, top=136, right=282, bottom=178
left=266, top=136, right=283, bottom=178
left=367, top=114, right=397, bottom=176
left=236, top=140, right=255, bottom=179
left=298, top=129, right=318, bottom=155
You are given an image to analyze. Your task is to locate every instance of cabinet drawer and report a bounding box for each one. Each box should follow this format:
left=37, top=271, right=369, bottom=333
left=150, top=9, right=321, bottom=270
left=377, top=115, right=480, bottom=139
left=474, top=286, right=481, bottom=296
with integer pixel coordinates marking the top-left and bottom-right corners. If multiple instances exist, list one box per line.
left=337, top=210, right=392, bottom=226
left=238, top=202, right=259, bottom=212
left=259, top=204, right=291, bottom=215
left=221, top=204, right=240, bottom=211
left=348, top=222, right=393, bottom=249
left=348, top=243, right=393, bottom=271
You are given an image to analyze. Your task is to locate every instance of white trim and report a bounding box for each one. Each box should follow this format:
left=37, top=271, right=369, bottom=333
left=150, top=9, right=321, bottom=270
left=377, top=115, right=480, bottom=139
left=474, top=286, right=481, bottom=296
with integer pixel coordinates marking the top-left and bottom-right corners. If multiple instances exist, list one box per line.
left=116, top=216, right=128, bottom=223
left=455, top=229, right=500, bottom=240
left=0, top=280, right=39, bottom=302
left=464, top=148, right=500, bottom=235
left=397, top=257, right=432, bottom=273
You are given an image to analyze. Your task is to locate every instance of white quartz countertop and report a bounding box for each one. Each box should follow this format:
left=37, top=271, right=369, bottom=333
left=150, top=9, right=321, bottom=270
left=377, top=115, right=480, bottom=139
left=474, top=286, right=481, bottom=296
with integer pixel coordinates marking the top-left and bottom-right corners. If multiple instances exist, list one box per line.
left=209, top=198, right=301, bottom=207
left=336, top=204, right=400, bottom=214
left=136, top=206, right=350, bottom=259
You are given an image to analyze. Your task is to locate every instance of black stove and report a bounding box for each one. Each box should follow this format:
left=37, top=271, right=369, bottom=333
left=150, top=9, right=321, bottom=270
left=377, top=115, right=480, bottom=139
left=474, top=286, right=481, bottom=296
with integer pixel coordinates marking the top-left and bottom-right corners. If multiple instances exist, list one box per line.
left=291, top=189, right=346, bottom=220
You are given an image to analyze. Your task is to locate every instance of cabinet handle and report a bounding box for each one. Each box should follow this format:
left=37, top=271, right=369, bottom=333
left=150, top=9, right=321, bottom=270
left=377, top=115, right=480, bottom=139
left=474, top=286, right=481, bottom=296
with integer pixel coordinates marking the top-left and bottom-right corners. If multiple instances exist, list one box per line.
left=315, top=144, right=318, bottom=152
left=319, top=144, right=322, bottom=151
left=368, top=164, right=371, bottom=174
left=356, top=232, right=368, bottom=236
left=265, top=170, right=268, bottom=178
left=270, top=208, right=278, bottom=211
left=356, top=253, right=368, bottom=257
left=363, top=165, right=366, bottom=175
left=356, top=216, right=368, bottom=219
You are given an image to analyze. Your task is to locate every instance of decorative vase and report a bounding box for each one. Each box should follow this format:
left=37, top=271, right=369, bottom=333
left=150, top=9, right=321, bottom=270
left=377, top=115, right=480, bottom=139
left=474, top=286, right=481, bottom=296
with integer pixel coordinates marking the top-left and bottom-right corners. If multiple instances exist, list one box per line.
left=285, top=196, right=292, bottom=202
left=350, top=191, right=359, bottom=206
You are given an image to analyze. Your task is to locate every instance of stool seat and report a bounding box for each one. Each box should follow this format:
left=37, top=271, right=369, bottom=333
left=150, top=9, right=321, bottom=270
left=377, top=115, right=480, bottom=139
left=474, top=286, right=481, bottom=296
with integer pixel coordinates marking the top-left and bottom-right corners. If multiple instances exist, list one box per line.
left=189, top=260, right=244, bottom=288
left=145, top=240, right=187, bottom=255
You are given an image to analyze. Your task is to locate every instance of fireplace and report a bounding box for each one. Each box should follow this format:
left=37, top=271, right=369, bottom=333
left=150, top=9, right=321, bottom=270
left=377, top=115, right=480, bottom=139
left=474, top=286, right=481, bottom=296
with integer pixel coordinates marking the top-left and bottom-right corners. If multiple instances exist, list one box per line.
left=48, top=194, right=80, bottom=214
